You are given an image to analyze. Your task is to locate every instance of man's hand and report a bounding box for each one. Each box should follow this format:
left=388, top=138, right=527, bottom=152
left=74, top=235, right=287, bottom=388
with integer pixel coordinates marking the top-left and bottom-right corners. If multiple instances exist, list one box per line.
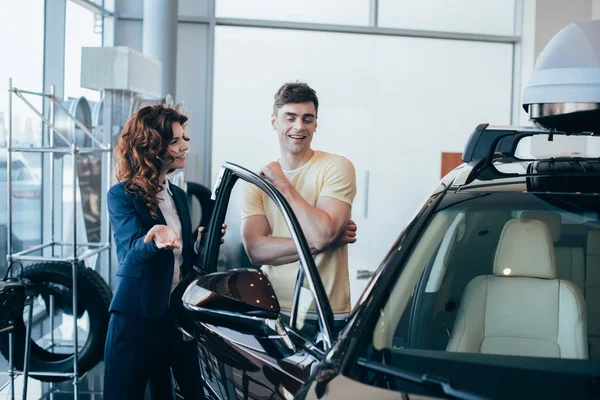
left=144, top=225, right=181, bottom=249
left=259, top=162, right=290, bottom=191
left=332, top=219, right=357, bottom=248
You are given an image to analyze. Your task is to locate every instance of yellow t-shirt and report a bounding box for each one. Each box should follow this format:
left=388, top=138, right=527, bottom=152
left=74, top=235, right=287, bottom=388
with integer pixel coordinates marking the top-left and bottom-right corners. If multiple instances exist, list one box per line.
left=241, top=151, right=357, bottom=313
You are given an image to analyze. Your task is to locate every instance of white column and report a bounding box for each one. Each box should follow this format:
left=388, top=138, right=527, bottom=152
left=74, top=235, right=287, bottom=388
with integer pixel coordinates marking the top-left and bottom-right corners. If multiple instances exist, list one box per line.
left=142, top=0, right=178, bottom=98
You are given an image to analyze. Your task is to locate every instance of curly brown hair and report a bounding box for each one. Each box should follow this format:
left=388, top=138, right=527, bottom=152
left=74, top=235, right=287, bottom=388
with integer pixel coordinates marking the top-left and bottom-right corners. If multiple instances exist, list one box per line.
left=114, top=104, right=189, bottom=219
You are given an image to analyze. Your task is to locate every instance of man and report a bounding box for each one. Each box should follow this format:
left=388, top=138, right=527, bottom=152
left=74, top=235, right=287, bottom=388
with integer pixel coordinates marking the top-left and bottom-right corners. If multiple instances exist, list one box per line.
left=241, top=82, right=357, bottom=318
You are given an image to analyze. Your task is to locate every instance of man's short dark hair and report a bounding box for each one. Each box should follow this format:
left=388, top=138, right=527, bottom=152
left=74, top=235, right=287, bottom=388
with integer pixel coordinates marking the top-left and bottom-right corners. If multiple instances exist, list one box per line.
left=273, top=81, right=319, bottom=116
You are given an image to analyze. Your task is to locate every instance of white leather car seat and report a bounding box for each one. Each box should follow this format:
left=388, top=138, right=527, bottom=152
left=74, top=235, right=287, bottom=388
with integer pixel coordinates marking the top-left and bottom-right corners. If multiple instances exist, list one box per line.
left=585, top=230, right=600, bottom=359
left=446, top=218, right=588, bottom=359
left=521, top=211, right=585, bottom=292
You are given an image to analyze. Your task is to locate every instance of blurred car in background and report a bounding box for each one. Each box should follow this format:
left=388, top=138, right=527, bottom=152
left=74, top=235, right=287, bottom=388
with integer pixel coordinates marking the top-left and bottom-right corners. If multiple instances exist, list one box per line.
left=0, top=151, right=42, bottom=271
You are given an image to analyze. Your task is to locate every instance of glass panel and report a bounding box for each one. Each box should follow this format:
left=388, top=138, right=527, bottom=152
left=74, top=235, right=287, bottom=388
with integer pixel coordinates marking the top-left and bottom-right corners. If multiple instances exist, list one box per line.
left=179, top=0, right=209, bottom=17
left=365, top=192, right=599, bottom=362
left=350, top=191, right=600, bottom=397
left=293, top=273, right=321, bottom=342
left=63, top=2, right=104, bottom=255
left=378, top=0, right=517, bottom=36
left=0, top=0, right=44, bottom=278
left=103, top=0, right=116, bottom=13
left=64, top=0, right=103, bottom=101
left=216, top=0, right=371, bottom=26
left=217, top=182, right=257, bottom=272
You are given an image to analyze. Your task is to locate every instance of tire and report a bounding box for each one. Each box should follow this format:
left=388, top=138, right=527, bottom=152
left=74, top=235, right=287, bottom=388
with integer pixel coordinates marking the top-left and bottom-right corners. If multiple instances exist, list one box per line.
left=187, top=181, right=214, bottom=232
left=0, top=261, right=112, bottom=382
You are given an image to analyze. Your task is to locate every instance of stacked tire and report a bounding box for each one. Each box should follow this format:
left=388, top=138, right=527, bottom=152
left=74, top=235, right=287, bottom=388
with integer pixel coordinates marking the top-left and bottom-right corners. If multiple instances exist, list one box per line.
left=0, top=261, right=112, bottom=382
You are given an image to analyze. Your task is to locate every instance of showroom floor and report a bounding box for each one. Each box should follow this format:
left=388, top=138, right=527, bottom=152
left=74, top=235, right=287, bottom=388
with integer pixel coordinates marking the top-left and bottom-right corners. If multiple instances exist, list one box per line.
left=0, top=361, right=105, bottom=399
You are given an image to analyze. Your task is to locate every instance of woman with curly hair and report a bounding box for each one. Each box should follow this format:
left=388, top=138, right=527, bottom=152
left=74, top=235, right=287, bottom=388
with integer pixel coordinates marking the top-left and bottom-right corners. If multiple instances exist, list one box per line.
left=103, top=104, right=223, bottom=399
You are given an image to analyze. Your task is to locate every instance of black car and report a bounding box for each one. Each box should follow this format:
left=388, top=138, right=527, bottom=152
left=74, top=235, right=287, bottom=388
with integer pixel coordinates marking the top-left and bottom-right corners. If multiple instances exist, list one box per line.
left=175, top=124, right=600, bottom=400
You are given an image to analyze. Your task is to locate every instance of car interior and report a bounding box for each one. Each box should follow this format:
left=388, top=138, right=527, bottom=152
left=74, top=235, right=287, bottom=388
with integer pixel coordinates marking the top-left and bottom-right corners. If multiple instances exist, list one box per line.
left=372, top=196, right=600, bottom=362
left=445, top=217, right=587, bottom=359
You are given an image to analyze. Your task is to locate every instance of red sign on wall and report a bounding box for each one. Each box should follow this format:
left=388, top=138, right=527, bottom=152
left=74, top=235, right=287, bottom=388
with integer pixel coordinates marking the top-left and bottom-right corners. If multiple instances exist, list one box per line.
left=441, top=152, right=463, bottom=178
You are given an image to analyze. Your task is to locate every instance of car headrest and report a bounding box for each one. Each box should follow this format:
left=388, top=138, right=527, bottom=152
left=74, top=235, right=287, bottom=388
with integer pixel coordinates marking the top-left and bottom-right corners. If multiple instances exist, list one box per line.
left=587, top=230, right=600, bottom=256
left=494, top=218, right=556, bottom=279
left=520, top=211, right=561, bottom=243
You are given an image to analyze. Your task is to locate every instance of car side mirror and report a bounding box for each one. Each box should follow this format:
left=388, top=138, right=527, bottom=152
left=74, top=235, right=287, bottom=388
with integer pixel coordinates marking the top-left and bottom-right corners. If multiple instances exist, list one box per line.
left=182, top=269, right=295, bottom=355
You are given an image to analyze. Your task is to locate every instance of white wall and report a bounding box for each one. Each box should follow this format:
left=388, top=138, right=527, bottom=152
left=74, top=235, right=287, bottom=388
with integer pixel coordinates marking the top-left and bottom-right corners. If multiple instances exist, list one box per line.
left=533, top=0, right=593, bottom=57
left=211, top=26, right=513, bottom=275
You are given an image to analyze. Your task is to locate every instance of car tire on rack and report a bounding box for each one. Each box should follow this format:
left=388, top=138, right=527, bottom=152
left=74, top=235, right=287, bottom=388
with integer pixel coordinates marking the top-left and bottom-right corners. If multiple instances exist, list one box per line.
left=0, top=261, right=112, bottom=382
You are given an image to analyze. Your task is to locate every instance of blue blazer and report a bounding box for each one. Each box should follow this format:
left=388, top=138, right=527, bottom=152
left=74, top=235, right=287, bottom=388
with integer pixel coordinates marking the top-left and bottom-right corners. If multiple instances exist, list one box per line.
left=107, top=181, right=197, bottom=318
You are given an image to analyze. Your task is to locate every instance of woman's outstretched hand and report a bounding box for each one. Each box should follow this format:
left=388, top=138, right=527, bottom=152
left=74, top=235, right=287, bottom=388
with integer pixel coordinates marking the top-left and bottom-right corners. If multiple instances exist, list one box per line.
left=144, top=225, right=181, bottom=249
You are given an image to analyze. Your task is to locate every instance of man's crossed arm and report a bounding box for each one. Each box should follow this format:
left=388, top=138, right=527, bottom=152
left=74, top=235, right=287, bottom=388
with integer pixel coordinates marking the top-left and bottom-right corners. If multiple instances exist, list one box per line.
left=241, top=161, right=356, bottom=266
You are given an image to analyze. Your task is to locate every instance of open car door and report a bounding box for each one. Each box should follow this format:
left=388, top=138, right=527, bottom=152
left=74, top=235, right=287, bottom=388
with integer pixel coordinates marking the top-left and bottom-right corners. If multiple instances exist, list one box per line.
left=178, top=162, right=336, bottom=399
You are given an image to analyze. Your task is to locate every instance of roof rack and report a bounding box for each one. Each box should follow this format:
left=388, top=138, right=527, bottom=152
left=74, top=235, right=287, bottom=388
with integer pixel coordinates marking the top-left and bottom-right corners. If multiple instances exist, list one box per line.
left=456, top=124, right=598, bottom=186
left=461, top=123, right=575, bottom=164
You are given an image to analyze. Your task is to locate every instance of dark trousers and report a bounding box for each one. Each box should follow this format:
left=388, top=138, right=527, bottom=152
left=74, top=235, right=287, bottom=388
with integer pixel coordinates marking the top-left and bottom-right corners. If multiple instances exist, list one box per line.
left=103, top=311, right=205, bottom=400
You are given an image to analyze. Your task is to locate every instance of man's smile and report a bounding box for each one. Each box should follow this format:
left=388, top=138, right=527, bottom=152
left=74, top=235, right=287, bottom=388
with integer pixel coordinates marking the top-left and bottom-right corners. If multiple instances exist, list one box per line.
left=288, top=134, right=306, bottom=140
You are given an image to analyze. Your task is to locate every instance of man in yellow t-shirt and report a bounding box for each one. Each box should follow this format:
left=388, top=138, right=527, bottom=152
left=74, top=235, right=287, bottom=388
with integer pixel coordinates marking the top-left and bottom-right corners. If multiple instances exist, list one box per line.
left=241, top=82, right=357, bottom=315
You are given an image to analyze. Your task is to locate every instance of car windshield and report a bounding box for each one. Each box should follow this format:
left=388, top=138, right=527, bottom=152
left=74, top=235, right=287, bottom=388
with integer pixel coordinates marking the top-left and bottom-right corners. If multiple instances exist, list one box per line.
left=354, top=191, right=600, bottom=397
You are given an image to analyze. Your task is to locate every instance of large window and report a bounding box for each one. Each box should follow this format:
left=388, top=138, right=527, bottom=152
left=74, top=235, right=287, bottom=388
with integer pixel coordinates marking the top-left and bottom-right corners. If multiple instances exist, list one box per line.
left=212, top=26, right=513, bottom=304
left=64, top=0, right=103, bottom=101
left=0, top=0, right=45, bottom=275
left=216, top=0, right=371, bottom=26
left=378, top=0, right=517, bottom=35
left=179, top=0, right=209, bottom=18
left=63, top=2, right=103, bottom=253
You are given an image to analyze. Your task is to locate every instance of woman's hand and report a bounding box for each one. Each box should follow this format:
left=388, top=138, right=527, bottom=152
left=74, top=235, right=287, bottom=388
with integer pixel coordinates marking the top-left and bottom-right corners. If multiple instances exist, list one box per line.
left=194, top=224, right=227, bottom=253
left=144, top=225, right=181, bottom=249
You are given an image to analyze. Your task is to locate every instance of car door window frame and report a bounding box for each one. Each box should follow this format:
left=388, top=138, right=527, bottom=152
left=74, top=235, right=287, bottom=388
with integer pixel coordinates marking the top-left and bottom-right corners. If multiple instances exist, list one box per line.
left=200, top=162, right=335, bottom=350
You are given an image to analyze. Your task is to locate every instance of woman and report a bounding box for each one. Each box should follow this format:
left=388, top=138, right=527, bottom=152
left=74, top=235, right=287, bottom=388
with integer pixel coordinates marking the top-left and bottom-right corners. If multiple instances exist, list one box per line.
left=103, top=105, right=223, bottom=399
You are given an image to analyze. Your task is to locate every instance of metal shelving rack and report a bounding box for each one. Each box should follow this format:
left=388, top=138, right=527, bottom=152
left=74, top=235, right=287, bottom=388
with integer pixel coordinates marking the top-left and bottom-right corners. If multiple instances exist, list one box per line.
left=3, top=78, right=112, bottom=400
